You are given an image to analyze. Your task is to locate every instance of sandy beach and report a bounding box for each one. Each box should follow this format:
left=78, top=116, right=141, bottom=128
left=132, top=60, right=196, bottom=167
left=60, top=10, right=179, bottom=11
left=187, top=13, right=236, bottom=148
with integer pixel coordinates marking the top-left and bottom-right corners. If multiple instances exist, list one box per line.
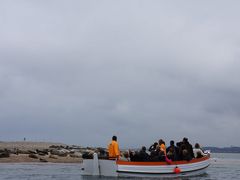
left=0, top=141, right=83, bottom=163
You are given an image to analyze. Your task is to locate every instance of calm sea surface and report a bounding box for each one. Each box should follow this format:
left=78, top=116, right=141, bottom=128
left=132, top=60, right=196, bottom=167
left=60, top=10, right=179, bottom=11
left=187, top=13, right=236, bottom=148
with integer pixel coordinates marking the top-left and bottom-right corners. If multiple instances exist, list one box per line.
left=0, top=153, right=240, bottom=180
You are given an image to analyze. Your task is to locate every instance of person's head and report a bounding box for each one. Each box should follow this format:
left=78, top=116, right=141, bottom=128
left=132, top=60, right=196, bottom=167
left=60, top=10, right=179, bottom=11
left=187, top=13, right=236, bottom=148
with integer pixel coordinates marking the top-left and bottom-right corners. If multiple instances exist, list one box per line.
left=123, top=151, right=129, bottom=158
left=170, top=140, right=174, bottom=146
left=129, top=150, right=134, bottom=156
left=183, top=137, right=188, bottom=143
left=112, top=135, right=117, bottom=141
left=153, top=142, right=158, bottom=148
left=141, top=146, right=146, bottom=152
left=195, top=143, right=200, bottom=148
left=158, top=139, right=164, bottom=145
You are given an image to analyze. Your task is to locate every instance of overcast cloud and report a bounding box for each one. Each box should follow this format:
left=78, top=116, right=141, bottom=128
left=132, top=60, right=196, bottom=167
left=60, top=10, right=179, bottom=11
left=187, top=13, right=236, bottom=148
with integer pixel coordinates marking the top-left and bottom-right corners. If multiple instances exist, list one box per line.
left=0, top=0, right=240, bottom=148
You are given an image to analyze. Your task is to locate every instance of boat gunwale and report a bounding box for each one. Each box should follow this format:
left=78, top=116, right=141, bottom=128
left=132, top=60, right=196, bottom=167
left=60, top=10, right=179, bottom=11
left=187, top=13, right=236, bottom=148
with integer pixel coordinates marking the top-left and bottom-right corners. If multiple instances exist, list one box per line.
left=116, top=156, right=210, bottom=166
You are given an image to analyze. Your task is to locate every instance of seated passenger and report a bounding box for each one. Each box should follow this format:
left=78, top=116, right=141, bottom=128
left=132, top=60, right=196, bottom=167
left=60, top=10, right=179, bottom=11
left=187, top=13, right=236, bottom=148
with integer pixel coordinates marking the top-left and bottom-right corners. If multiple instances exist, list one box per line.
left=182, top=137, right=194, bottom=159
left=179, top=144, right=192, bottom=161
left=178, top=137, right=194, bottom=160
left=158, top=147, right=165, bottom=162
left=166, top=140, right=179, bottom=161
left=138, top=146, right=150, bottom=162
left=193, top=143, right=207, bottom=158
left=149, top=142, right=158, bottom=152
left=149, top=148, right=160, bottom=162
left=129, top=150, right=139, bottom=161
left=182, top=149, right=192, bottom=161
left=158, top=139, right=167, bottom=162
left=167, top=146, right=175, bottom=161
left=158, top=139, right=166, bottom=155
left=120, top=151, right=130, bottom=161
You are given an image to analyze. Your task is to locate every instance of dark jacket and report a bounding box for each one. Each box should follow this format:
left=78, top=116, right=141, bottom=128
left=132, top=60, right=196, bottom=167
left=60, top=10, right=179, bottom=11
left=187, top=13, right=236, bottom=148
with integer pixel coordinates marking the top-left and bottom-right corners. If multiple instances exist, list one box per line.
left=166, top=145, right=179, bottom=161
left=138, top=150, right=149, bottom=162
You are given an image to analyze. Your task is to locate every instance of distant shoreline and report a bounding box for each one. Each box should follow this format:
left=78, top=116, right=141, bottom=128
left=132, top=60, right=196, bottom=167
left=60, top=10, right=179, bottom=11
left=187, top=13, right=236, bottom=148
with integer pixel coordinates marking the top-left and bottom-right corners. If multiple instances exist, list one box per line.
left=0, top=141, right=84, bottom=163
left=204, top=146, right=240, bottom=153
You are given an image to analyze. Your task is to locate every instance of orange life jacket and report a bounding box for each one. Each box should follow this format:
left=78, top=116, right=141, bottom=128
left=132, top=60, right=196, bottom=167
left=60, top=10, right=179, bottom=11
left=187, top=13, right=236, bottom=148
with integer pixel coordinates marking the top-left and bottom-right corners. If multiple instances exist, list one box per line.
left=108, top=140, right=120, bottom=159
left=160, top=143, right=166, bottom=155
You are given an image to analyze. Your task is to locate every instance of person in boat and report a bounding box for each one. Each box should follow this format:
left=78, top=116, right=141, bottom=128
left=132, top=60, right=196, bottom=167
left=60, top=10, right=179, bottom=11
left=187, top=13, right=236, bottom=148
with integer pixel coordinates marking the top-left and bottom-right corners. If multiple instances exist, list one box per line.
left=138, top=146, right=150, bottom=162
left=129, top=150, right=140, bottom=161
left=178, top=138, right=194, bottom=161
left=149, top=146, right=160, bottom=162
left=182, top=148, right=192, bottom=161
left=193, top=143, right=207, bottom=158
left=120, top=151, right=130, bottom=161
left=158, top=139, right=166, bottom=155
left=129, top=146, right=150, bottom=162
left=178, top=144, right=191, bottom=161
left=166, top=140, right=179, bottom=161
left=148, top=142, right=159, bottom=161
left=184, top=137, right=194, bottom=159
left=166, top=146, right=175, bottom=161
left=148, top=142, right=158, bottom=152
left=154, top=139, right=166, bottom=162
left=108, top=135, right=120, bottom=160
left=158, top=148, right=166, bottom=162
left=149, top=139, right=166, bottom=161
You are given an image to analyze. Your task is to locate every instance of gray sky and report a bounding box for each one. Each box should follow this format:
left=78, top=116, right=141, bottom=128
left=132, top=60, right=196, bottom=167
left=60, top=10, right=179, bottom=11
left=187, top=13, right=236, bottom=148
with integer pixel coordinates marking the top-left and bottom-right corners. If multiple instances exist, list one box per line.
left=1, top=0, right=240, bottom=148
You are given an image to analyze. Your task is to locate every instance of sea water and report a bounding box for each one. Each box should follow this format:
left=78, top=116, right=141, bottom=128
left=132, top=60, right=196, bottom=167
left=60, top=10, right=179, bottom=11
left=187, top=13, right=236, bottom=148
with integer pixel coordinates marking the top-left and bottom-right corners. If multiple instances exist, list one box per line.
left=0, top=153, right=240, bottom=180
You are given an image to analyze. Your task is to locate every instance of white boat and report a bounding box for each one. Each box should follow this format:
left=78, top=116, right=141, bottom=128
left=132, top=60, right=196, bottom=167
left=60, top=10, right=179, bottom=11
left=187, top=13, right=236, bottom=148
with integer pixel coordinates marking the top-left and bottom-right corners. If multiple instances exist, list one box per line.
left=81, top=153, right=210, bottom=177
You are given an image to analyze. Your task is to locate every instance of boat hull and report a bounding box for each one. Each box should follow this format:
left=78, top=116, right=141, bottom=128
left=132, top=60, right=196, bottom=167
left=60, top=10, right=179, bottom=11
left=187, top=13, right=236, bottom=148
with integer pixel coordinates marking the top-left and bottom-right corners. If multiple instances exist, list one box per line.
left=117, top=168, right=208, bottom=178
left=81, top=154, right=210, bottom=177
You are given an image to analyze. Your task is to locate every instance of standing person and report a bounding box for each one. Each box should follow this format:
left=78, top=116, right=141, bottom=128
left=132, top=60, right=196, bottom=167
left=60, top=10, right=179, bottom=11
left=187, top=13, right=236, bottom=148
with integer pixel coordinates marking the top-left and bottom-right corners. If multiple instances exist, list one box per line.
left=108, top=135, right=120, bottom=160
